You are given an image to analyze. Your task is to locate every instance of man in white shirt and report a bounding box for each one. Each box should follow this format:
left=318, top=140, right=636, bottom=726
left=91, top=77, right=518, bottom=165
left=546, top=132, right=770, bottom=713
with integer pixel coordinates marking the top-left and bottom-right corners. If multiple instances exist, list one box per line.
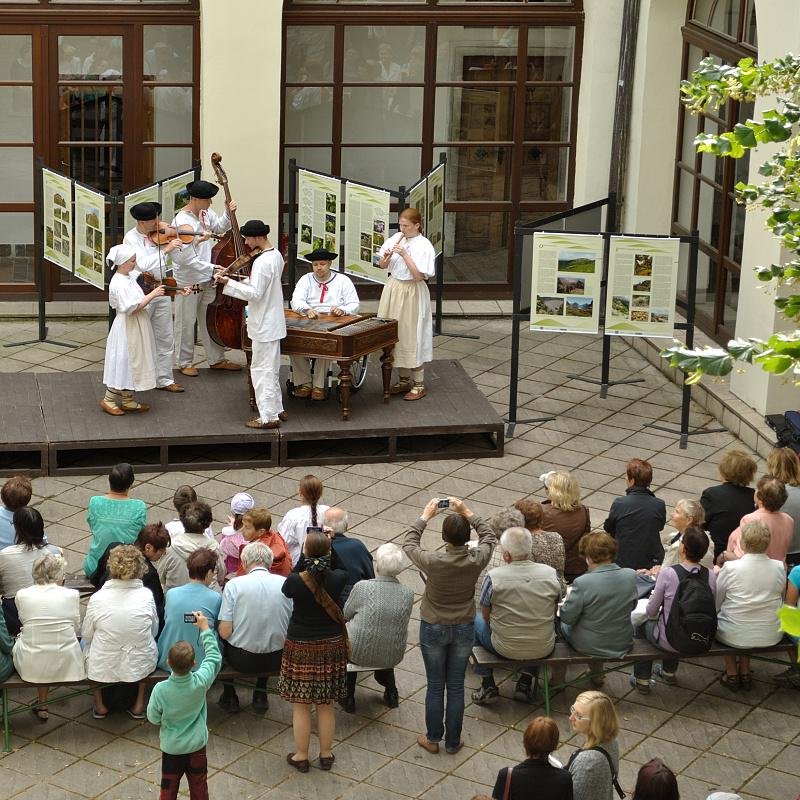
left=169, top=179, right=242, bottom=377
left=123, top=201, right=184, bottom=393
left=215, top=219, right=287, bottom=429
left=290, top=248, right=359, bottom=400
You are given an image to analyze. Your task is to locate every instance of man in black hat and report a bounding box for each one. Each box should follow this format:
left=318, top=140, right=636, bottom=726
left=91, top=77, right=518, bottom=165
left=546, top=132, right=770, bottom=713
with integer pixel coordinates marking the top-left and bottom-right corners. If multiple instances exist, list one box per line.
left=289, top=248, right=359, bottom=400
left=214, top=220, right=287, bottom=429
left=170, top=179, right=242, bottom=377
left=123, top=201, right=184, bottom=393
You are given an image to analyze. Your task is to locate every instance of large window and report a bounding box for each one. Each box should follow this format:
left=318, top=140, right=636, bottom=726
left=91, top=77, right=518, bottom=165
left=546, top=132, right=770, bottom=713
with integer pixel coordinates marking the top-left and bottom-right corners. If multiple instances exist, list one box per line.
left=671, top=0, right=756, bottom=343
left=282, top=4, right=581, bottom=296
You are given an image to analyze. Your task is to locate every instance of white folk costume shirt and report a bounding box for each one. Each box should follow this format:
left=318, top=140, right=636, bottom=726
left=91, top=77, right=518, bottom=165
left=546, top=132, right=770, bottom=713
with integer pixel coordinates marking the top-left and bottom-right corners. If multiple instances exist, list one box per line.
left=222, top=248, right=287, bottom=343
left=379, top=232, right=436, bottom=281
left=277, top=504, right=331, bottom=566
left=290, top=271, right=360, bottom=315
left=103, top=270, right=157, bottom=391
left=170, top=207, right=231, bottom=286
left=122, top=226, right=171, bottom=280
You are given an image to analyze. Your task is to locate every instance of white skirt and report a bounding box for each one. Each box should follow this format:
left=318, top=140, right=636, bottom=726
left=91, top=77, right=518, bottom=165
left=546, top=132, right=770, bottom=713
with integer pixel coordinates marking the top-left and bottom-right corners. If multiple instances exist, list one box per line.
left=378, top=276, right=432, bottom=369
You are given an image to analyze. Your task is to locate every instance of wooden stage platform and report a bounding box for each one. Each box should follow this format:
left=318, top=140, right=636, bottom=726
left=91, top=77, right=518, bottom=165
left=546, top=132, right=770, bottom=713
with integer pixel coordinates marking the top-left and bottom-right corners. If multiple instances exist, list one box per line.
left=1, top=360, right=503, bottom=476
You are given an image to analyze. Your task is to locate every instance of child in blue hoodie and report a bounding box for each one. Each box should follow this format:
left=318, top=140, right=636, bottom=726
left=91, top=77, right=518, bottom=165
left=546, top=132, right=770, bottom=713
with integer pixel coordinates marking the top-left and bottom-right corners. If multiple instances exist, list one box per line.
left=147, top=611, right=222, bottom=800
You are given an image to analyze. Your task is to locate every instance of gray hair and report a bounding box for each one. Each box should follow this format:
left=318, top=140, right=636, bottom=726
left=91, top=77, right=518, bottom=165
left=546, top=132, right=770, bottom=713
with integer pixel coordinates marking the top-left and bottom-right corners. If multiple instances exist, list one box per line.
left=323, top=507, right=349, bottom=534
left=487, top=507, right=525, bottom=537
left=240, top=541, right=274, bottom=570
left=675, top=498, right=705, bottom=526
left=499, top=527, right=532, bottom=560
left=741, top=520, right=771, bottom=554
left=33, top=553, right=67, bottom=585
left=374, top=543, right=404, bottom=577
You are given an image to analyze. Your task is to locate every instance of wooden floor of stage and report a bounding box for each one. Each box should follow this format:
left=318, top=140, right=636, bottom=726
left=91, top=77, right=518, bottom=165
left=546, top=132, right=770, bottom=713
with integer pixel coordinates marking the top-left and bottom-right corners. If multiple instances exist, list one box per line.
left=2, top=360, right=503, bottom=476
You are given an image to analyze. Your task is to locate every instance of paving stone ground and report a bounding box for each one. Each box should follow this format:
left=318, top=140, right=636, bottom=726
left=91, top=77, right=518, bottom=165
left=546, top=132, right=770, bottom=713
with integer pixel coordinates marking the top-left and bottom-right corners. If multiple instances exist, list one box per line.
left=0, top=316, right=797, bottom=800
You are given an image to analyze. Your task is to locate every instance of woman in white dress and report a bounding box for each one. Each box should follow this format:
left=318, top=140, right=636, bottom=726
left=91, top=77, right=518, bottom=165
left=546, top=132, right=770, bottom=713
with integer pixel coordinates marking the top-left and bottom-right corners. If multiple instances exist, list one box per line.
left=377, top=207, right=435, bottom=400
left=13, top=553, right=84, bottom=722
left=100, top=243, right=165, bottom=416
left=277, top=474, right=329, bottom=567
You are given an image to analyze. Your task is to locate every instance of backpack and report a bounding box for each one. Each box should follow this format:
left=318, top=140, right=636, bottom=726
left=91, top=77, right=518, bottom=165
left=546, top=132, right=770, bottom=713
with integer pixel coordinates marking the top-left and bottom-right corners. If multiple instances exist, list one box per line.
left=663, top=564, right=717, bottom=655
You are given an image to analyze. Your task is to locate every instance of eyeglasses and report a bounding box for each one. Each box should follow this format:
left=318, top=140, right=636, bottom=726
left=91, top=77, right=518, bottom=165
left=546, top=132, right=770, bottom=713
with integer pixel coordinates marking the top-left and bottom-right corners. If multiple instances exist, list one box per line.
left=569, top=705, right=591, bottom=721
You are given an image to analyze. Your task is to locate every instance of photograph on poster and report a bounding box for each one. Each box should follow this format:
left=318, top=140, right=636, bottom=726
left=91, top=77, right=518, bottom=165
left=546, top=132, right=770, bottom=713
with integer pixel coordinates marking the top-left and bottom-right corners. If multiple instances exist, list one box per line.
left=324, top=236, right=336, bottom=252
left=611, top=296, right=630, bottom=317
left=360, top=246, right=371, bottom=262
left=301, top=224, right=312, bottom=243
left=325, top=193, right=337, bottom=213
left=557, top=251, right=596, bottom=273
left=46, top=228, right=53, bottom=248
left=374, top=220, right=385, bottom=234
left=324, top=215, right=336, bottom=233
left=556, top=276, right=585, bottom=295
left=312, top=236, right=324, bottom=250
left=536, top=296, right=564, bottom=315
left=373, top=232, right=384, bottom=247
left=632, top=278, right=651, bottom=292
left=650, top=309, right=669, bottom=323
left=634, top=254, right=653, bottom=276
left=360, top=232, right=371, bottom=249
left=566, top=297, right=593, bottom=317
left=631, top=294, right=650, bottom=308
left=631, top=309, right=648, bottom=321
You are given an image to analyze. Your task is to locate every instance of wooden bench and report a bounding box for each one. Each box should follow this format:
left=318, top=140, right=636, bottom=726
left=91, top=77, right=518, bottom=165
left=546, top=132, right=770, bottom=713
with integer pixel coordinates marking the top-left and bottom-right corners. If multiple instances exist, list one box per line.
left=0, top=667, right=277, bottom=752
left=471, top=638, right=797, bottom=714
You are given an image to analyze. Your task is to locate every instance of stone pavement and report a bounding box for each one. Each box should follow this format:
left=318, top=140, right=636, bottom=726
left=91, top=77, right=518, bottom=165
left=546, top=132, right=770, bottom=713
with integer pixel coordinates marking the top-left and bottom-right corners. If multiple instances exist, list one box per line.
left=0, top=315, right=797, bottom=800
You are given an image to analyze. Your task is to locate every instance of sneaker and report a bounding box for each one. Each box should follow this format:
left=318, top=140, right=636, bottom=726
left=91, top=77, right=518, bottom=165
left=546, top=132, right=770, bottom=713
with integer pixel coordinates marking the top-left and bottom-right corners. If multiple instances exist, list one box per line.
left=513, top=680, right=534, bottom=703
left=654, top=665, right=678, bottom=686
left=629, top=676, right=651, bottom=695
left=471, top=685, right=499, bottom=705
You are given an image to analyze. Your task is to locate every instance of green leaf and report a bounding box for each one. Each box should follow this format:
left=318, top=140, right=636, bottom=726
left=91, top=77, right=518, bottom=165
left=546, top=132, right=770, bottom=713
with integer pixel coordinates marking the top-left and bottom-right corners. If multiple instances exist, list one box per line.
left=733, top=123, right=758, bottom=148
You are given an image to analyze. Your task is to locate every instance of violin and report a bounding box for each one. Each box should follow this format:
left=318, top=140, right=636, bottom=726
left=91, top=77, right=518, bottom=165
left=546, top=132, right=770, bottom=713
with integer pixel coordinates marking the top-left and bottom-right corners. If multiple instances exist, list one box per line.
left=140, top=271, right=201, bottom=298
left=212, top=247, right=263, bottom=285
left=148, top=224, right=224, bottom=246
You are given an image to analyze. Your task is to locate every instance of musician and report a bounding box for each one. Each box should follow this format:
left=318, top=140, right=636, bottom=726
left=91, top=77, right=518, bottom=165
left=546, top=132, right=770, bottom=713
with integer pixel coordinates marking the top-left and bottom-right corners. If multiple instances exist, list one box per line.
left=289, top=248, right=359, bottom=400
left=214, top=220, right=287, bottom=430
left=377, top=207, right=435, bottom=400
left=122, top=202, right=184, bottom=394
left=169, top=179, right=242, bottom=377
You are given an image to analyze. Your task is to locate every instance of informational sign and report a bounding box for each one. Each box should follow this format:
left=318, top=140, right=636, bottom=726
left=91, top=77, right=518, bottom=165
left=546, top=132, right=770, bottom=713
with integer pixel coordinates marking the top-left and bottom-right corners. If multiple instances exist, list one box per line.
left=123, top=183, right=160, bottom=228
left=298, top=169, right=341, bottom=259
left=426, top=163, right=445, bottom=256
left=42, top=169, right=73, bottom=272
left=343, top=181, right=390, bottom=284
left=161, top=170, right=194, bottom=222
left=529, top=232, right=603, bottom=334
left=407, top=176, right=427, bottom=231
left=605, top=236, right=680, bottom=338
left=73, top=183, right=107, bottom=290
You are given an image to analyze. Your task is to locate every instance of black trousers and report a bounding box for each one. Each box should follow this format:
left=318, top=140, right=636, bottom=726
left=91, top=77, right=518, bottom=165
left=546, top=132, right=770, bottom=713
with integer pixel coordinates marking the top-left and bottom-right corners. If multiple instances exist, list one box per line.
left=222, top=643, right=282, bottom=696
left=346, top=668, right=396, bottom=697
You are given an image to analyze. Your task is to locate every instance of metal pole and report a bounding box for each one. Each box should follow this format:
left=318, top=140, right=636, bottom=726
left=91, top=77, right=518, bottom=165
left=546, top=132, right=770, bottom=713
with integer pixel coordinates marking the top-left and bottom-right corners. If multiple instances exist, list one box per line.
left=287, top=159, right=298, bottom=295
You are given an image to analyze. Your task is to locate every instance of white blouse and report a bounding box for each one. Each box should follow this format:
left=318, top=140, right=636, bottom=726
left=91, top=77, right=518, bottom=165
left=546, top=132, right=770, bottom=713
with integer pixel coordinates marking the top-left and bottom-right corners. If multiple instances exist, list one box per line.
left=0, top=543, right=62, bottom=598
left=378, top=232, right=435, bottom=282
left=277, top=504, right=330, bottom=566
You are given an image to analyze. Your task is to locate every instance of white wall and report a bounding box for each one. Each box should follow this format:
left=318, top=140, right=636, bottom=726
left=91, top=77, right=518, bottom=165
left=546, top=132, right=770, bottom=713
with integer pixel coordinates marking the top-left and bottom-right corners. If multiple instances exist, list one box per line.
left=199, top=0, right=282, bottom=229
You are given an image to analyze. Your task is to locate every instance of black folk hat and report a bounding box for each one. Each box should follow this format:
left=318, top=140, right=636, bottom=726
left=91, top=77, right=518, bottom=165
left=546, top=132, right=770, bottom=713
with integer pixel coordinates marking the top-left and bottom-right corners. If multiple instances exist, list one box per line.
left=304, top=248, right=338, bottom=262
left=240, top=219, right=271, bottom=237
left=185, top=180, right=219, bottom=199
left=129, top=201, right=162, bottom=221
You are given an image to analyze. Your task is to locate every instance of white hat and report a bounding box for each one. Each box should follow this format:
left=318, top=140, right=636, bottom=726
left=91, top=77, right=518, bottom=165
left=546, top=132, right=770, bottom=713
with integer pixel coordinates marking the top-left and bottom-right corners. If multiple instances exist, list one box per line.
left=230, top=492, right=255, bottom=515
left=706, top=793, right=742, bottom=800
left=539, top=470, right=557, bottom=488
left=105, top=243, right=136, bottom=268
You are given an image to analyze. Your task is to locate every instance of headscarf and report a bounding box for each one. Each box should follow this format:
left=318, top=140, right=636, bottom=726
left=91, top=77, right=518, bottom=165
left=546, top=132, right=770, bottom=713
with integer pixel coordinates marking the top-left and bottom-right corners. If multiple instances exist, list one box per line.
left=105, top=243, right=136, bottom=268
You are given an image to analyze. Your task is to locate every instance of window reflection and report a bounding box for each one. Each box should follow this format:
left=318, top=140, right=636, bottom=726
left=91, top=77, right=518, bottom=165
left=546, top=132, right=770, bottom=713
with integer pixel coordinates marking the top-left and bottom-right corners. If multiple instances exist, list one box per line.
left=143, top=26, right=193, bottom=82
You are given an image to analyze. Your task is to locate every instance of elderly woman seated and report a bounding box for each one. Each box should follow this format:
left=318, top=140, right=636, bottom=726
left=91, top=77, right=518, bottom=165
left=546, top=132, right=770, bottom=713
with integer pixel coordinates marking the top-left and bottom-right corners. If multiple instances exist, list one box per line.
left=82, top=544, right=158, bottom=719
left=13, top=553, right=84, bottom=721
left=341, top=543, right=414, bottom=713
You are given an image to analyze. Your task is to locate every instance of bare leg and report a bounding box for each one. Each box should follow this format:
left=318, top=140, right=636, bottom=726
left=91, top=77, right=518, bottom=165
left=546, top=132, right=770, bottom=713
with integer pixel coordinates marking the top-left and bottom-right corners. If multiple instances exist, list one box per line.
left=291, top=703, right=313, bottom=761
left=131, top=682, right=147, bottom=715
left=316, top=702, right=336, bottom=758
left=723, top=655, right=738, bottom=677
left=93, top=689, right=108, bottom=715
left=739, top=655, right=751, bottom=676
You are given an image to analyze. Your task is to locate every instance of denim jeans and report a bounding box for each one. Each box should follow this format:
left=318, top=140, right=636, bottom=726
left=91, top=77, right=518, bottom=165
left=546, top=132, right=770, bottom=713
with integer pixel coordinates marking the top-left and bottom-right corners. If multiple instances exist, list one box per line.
left=419, top=620, right=474, bottom=750
left=472, top=612, right=497, bottom=678
left=633, top=619, right=678, bottom=680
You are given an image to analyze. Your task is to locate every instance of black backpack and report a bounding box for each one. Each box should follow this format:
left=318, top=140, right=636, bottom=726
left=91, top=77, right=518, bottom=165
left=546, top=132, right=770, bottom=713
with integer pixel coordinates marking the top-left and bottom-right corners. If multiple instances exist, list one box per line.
left=663, top=564, right=717, bottom=655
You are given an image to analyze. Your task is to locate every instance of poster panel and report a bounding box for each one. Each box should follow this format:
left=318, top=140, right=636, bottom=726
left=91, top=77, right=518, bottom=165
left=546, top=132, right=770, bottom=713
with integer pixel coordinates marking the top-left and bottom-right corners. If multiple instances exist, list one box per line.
left=529, top=232, right=604, bottom=334
left=297, top=169, right=341, bottom=259
left=407, top=176, right=426, bottom=232
left=73, top=183, right=107, bottom=290
left=605, top=236, right=680, bottom=338
left=426, top=164, right=445, bottom=256
left=161, top=170, right=194, bottom=222
left=42, top=169, right=74, bottom=272
left=123, top=183, right=160, bottom=228
left=343, top=181, right=391, bottom=284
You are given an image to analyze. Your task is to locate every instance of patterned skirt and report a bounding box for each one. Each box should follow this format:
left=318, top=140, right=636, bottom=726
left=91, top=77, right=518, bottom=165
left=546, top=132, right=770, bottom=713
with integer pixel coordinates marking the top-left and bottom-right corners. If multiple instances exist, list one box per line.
left=277, top=635, right=348, bottom=704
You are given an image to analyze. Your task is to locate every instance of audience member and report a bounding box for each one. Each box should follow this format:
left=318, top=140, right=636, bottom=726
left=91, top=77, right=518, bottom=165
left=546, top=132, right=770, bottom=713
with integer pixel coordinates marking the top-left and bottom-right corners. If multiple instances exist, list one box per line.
left=700, top=449, right=757, bottom=559
left=514, top=499, right=567, bottom=592
left=559, top=533, right=637, bottom=687
left=219, top=542, right=291, bottom=713
left=278, top=531, right=348, bottom=773
left=235, top=507, right=291, bottom=577
left=0, top=507, right=62, bottom=635
left=716, top=520, right=786, bottom=690
left=474, top=507, right=526, bottom=609
left=158, top=548, right=222, bottom=672
left=166, top=485, right=215, bottom=542
left=325, top=506, right=374, bottom=604
left=0, top=609, right=12, bottom=685
left=567, top=690, right=621, bottom=800
left=147, top=610, right=221, bottom=800
left=277, top=474, right=330, bottom=566
left=766, top=447, right=800, bottom=562
left=218, top=492, right=254, bottom=573
left=540, top=471, right=591, bottom=582
left=632, top=527, right=717, bottom=693
left=82, top=545, right=158, bottom=718
left=776, top=561, right=800, bottom=686
left=632, top=758, right=680, bottom=800
left=492, top=716, right=572, bottom=800
left=603, top=459, right=665, bottom=570
left=83, top=462, right=146, bottom=578
left=720, top=476, right=793, bottom=566
left=342, top=542, right=413, bottom=713
left=656, top=500, right=714, bottom=572
left=472, top=527, right=560, bottom=705
left=403, top=497, right=496, bottom=755
left=0, top=475, right=32, bottom=550
left=13, top=553, right=84, bottom=722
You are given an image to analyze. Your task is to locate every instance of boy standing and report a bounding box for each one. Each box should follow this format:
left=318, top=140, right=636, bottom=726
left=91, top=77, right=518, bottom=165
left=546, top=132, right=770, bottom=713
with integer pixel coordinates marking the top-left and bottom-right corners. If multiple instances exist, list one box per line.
left=147, top=611, right=222, bottom=800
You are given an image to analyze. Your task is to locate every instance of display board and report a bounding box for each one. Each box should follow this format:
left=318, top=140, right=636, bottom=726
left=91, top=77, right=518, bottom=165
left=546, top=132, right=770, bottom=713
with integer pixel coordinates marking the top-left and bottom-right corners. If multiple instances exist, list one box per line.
left=73, top=183, right=107, bottom=290
left=529, top=232, right=603, bottom=334
left=343, top=181, right=390, bottom=284
left=161, top=170, right=194, bottom=222
left=407, top=177, right=426, bottom=226
left=605, top=236, right=680, bottom=338
left=42, top=169, right=74, bottom=272
left=298, top=169, right=342, bottom=259
left=123, top=183, right=160, bottom=228
left=426, top=164, right=445, bottom=256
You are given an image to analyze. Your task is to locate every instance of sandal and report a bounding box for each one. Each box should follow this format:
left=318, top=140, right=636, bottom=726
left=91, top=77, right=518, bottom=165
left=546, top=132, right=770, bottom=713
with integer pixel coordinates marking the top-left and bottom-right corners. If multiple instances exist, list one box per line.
left=739, top=672, right=753, bottom=690
left=719, top=673, right=740, bottom=692
left=389, top=380, right=412, bottom=396
left=31, top=705, right=48, bottom=722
